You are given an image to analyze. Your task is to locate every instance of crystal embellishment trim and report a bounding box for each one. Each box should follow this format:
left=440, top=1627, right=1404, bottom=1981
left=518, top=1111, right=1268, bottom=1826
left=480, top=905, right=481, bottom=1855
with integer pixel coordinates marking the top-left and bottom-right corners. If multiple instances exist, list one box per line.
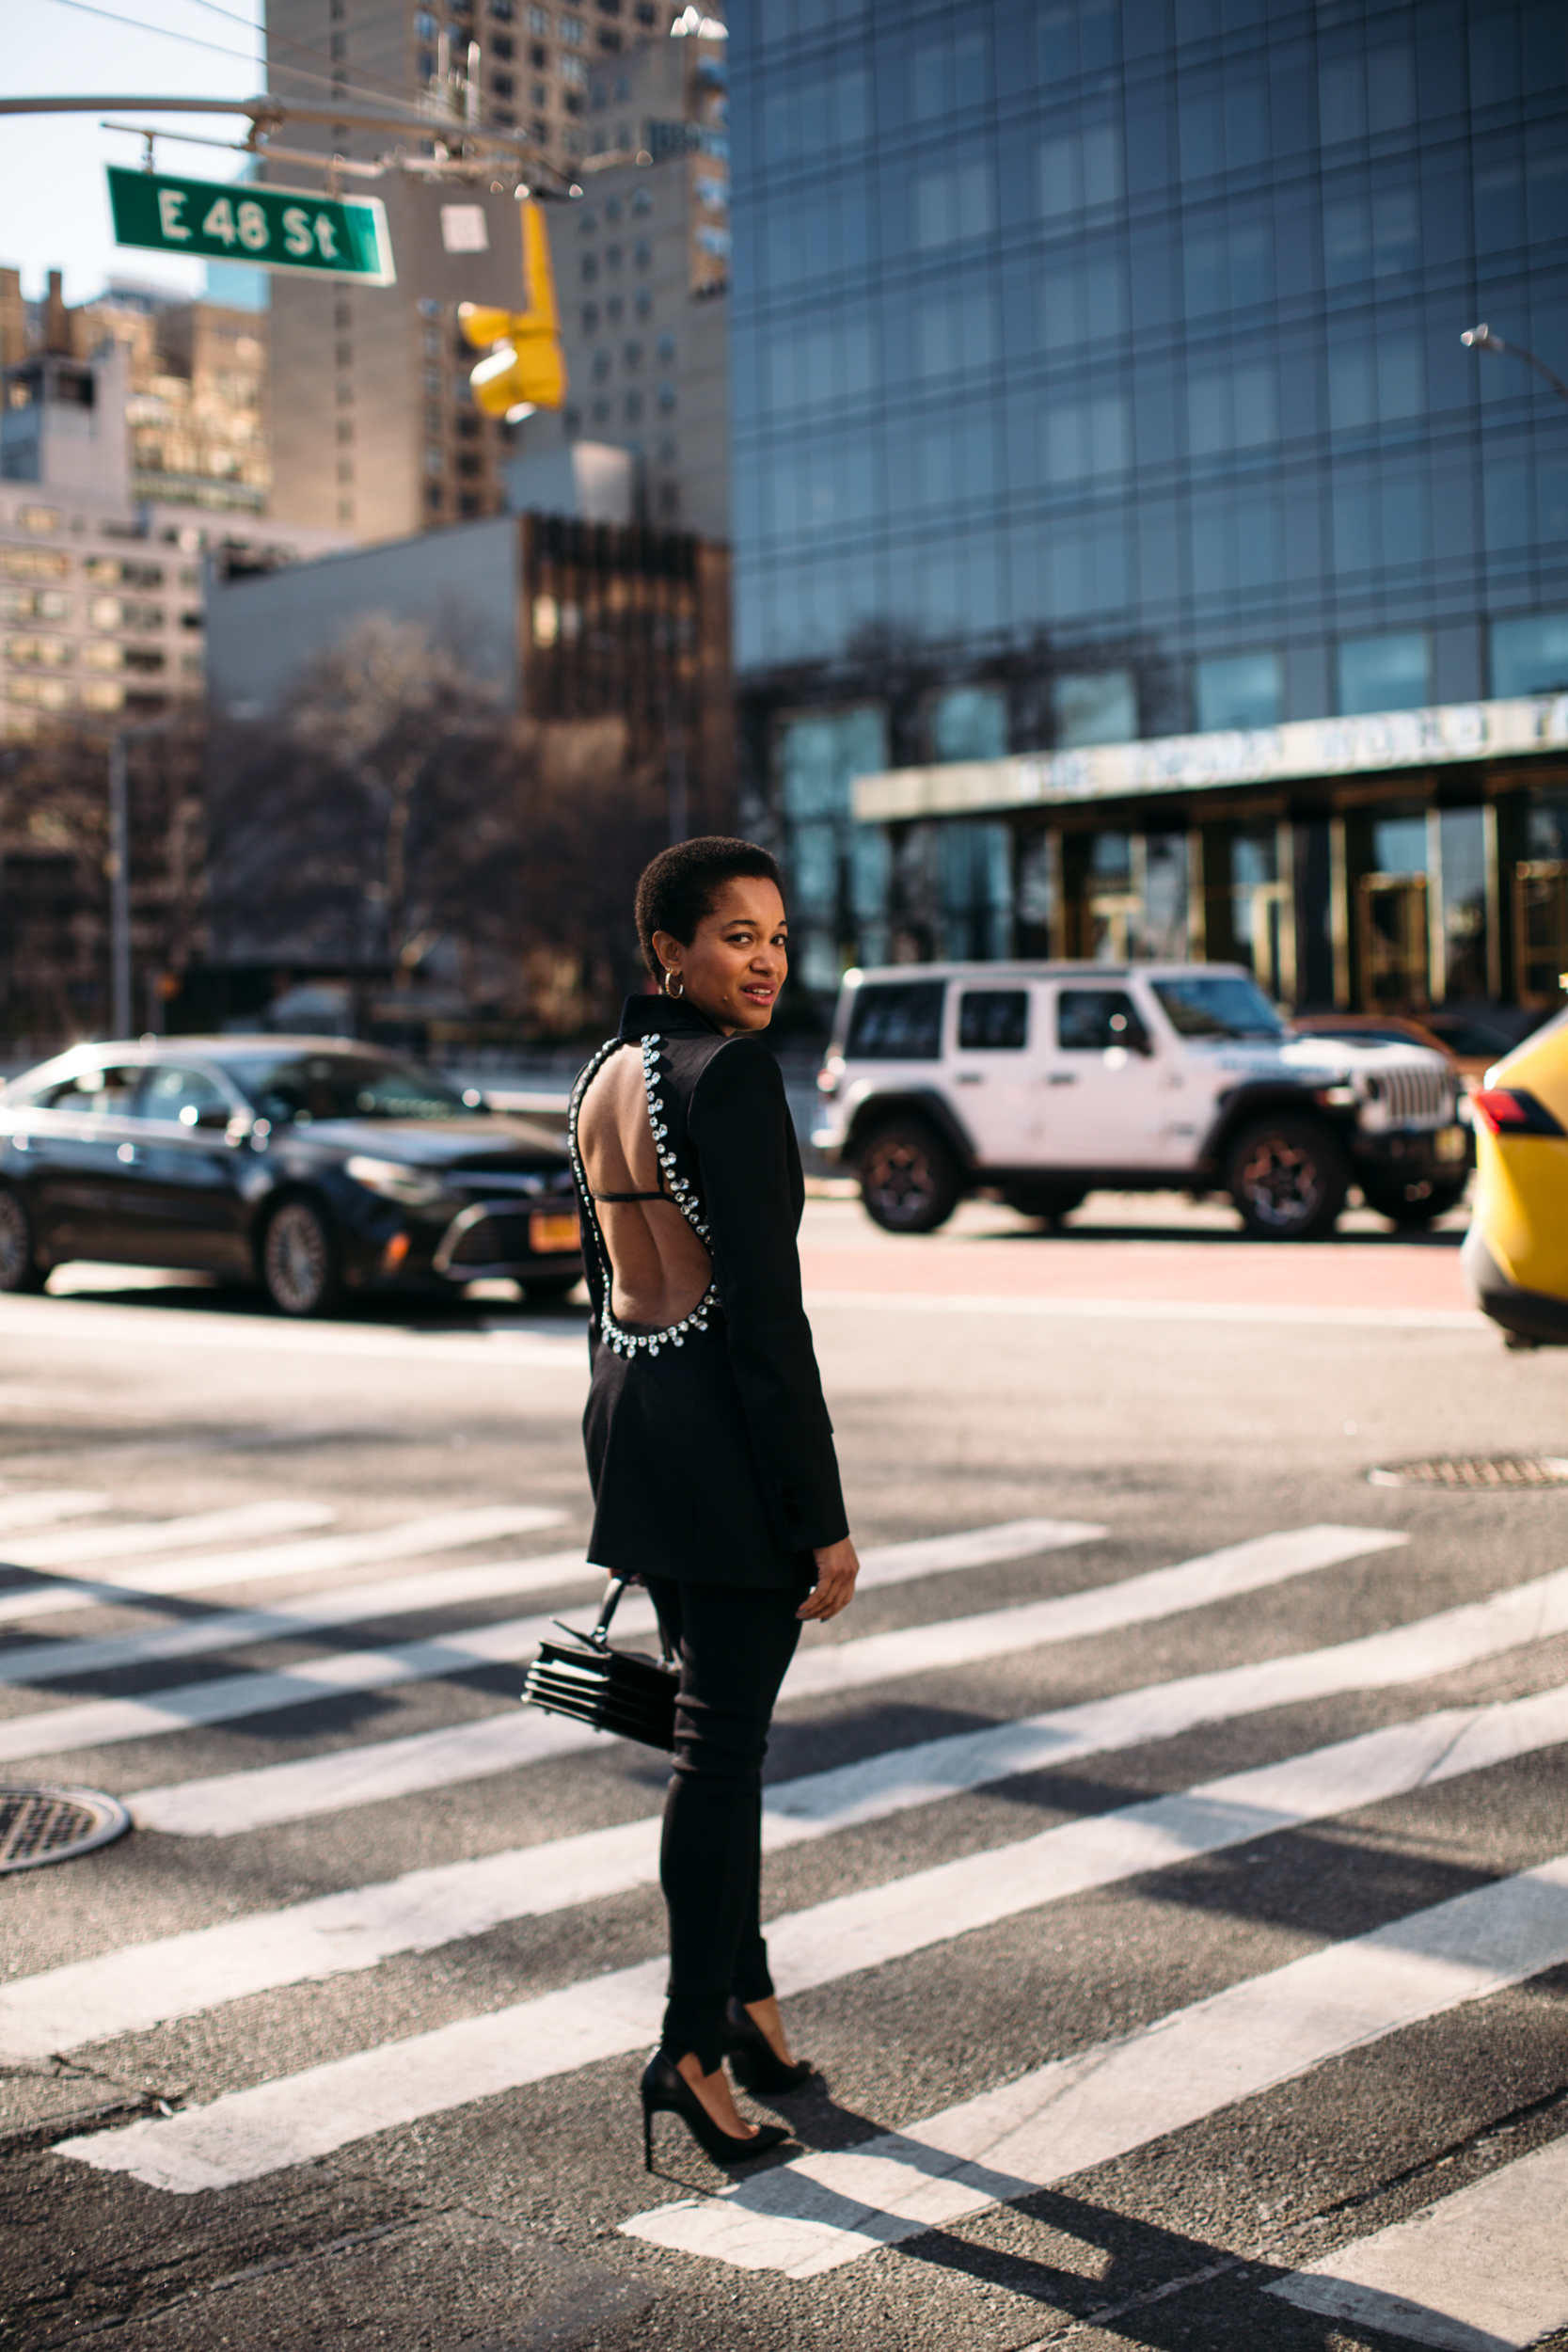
left=568, top=1032, right=720, bottom=1359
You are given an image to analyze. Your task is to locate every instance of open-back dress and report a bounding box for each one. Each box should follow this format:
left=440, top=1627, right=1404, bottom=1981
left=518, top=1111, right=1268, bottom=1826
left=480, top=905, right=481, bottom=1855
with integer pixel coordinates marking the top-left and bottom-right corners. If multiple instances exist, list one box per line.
left=567, top=994, right=847, bottom=1587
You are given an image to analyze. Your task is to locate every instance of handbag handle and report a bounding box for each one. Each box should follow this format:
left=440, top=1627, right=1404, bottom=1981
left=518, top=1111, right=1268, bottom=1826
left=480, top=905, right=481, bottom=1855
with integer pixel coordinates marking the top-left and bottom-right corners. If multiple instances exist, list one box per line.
left=563, top=1576, right=676, bottom=1666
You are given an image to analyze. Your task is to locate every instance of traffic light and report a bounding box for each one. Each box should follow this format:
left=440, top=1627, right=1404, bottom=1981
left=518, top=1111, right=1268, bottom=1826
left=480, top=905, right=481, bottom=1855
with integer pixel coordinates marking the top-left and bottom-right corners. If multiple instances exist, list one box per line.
left=459, top=199, right=567, bottom=419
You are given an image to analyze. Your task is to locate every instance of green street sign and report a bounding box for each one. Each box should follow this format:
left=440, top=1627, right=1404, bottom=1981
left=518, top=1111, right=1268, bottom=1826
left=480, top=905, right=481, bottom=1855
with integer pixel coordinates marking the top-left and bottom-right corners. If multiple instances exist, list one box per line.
left=107, top=166, right=396, bottom=285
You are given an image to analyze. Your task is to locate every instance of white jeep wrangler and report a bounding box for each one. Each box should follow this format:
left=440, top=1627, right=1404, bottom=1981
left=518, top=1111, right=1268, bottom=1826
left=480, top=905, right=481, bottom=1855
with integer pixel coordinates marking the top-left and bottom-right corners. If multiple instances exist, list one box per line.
left=812, top=961, right=1468, bottom=1241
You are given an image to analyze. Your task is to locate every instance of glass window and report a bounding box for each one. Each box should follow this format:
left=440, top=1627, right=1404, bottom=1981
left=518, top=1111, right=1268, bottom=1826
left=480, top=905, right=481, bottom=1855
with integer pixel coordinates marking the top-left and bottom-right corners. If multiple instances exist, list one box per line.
left=31, top=1064, right=143, bottom=1116
left=1150, top=976, right=1285, bottom=1038
left=914, top=161, right=994, bottom=249
left=1492, top=612, right=1568, bottom=698
left=135, top=1064, right=234, bottom=1127
left=1053, top=670, right=1135, bottom=746
left=958, top=990, right=1029, bottom=1050
left=928, top=685, right=1006, bottom=762
left=219, top=1054, right=477, bottom=1123
left=1195, top=652, right=1282, bottom=730
left=1370, top=814, right=1427, bottom=875
left=1336, top=632, right=1431, bottom=714
left=846, top=980, right=945, bottom=1060
left=1057, top=988, right=1148, bottom=1051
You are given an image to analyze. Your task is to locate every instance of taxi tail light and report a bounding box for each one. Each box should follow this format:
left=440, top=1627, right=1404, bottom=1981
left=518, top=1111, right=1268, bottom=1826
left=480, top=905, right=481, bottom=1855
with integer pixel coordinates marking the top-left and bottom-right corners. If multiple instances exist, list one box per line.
left=1470, top=1088, right=1566, bottom=1137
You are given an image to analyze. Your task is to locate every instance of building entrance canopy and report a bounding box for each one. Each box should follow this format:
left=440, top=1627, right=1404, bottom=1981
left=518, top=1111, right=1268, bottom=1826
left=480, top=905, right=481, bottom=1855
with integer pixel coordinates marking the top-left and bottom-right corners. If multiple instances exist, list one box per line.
left=852, top=696, right=1568, bottom=828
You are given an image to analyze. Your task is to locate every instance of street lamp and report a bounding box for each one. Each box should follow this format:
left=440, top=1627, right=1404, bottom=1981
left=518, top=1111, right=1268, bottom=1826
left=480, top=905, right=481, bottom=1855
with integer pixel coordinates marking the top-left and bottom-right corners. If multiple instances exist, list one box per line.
left=1461, top=324, right=1568, bottom=405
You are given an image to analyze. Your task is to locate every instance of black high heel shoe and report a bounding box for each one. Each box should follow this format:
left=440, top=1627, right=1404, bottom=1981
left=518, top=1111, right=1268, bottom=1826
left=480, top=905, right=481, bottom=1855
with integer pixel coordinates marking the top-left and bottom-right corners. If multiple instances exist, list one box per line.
left=640, top=2050, right=791, bottom=2171
left=723, top=1997, right=816, bottom=2095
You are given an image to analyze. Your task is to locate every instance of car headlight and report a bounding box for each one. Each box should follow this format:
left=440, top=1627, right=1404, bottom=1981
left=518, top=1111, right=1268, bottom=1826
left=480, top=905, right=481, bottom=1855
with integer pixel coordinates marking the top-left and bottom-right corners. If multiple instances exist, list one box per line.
left=344, top=1155, right=453, bottom=1208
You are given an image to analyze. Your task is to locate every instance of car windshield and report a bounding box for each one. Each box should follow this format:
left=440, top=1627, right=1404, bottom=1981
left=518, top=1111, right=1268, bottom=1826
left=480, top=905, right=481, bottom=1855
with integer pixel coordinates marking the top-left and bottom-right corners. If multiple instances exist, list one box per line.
left=219, top=1052, right=478, bottom=1125
left=1151, top=976, right=1286, bottom=1040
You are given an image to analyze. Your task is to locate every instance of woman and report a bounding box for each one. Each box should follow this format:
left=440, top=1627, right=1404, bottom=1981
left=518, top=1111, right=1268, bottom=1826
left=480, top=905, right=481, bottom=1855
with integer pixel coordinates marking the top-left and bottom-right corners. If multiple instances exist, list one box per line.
left=568, top=835, right=859, bottom=2169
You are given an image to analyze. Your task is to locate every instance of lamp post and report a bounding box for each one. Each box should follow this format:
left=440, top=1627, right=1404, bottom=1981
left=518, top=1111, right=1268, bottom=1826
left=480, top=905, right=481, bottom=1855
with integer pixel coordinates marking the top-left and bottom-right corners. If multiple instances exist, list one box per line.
left=107, top=715, right=178, bottom=1041
left=1461, top=324, right=1568, bottom=405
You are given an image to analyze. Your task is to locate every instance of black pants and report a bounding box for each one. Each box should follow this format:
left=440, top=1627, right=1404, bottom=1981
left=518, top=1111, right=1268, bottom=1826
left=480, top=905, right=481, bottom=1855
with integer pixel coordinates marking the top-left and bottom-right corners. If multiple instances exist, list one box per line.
left=643, top=1576, right=803, bottom=2075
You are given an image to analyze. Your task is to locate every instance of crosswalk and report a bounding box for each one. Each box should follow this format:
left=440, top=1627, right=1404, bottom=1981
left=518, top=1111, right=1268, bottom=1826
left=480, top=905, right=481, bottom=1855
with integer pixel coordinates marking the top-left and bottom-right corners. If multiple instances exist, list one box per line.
left=4, top=1475, right=1566, bottom=2347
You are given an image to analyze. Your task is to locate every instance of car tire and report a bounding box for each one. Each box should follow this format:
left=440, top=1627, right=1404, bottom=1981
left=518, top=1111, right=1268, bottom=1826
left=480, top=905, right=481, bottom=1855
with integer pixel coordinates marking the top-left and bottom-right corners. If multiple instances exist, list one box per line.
left=0, top=1185, right=47, bottom=1294
left=261, top=1197, right=342, bottom=1317
left=1361, top=1175, right=1469, bottom=1227
left=1003, top=1182, right=1087, bottom=1228
left=1227, top=1115, right=1349, bottom=1241
left=858, top=1120, right=962, bottom=1233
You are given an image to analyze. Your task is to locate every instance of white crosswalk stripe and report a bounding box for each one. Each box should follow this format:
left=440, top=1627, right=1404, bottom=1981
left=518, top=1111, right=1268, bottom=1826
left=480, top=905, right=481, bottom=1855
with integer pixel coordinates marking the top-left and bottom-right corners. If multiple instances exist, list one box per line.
left=8, top=1682, right=1567, bottom=2069
left=0, top=1490, right=110, bottom=1534
left=0, top=1499, right=336, bottom=1573
left=615, top=1856, right=1568, bottom=2276
left=0, top=1504, right=563, bottom=1628
left=55, top=1835, right=1568, bottom=2197
left=0, top=1517, right=1098, bottom=1688
left=0, top=1520, right=1392, bottom=1769
left=1266, top=2133, right=1568, bottom=2349
left=12, top=1462, right=1564, bottom=2344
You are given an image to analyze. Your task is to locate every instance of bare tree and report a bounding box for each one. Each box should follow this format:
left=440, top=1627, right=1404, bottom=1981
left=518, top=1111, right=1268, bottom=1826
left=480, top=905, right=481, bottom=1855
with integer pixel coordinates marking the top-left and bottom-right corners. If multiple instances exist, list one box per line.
left=208, top=617, right=664, bottom=1040
left=0, top=707, right=206, bottom=1048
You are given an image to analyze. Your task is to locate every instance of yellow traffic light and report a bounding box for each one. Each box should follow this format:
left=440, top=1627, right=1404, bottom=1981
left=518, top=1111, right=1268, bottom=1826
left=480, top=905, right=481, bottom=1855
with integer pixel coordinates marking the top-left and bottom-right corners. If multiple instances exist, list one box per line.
left=459, top=199, right=567, bottom=419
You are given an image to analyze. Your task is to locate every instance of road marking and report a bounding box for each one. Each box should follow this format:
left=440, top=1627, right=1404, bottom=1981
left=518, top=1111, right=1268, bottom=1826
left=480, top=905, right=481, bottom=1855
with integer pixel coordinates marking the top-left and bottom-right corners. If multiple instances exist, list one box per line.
left=0, top=1499, right=335, bottom=1574
left=853, top=1518, right=1105, bottom=1590
left=804, top=1290, right=1484, bottom=1332
left=0, top=1293, right=588, bottom=1368
left=784, top=1524, right=1405, bottom=1700
left=0, top=1505, right=562, bottom=1629
left=0, top=1518, right=1098, bottom=1686
left=1267, top=2134, right=1568, bottom=2348
left=0, top=1520, right=1393, bottom=1769
left=0, top=1541, right=582, bottom=1685
left=131, top=1709, right=604, bottom=1835
left=0, top=1491, right=110, bottom=1534
left=10, top=1683, right=1567, bottom=2067
left=618, top=1857, right=1568, bottom=2278
left=56, top=1825, right=1568, bottom=2196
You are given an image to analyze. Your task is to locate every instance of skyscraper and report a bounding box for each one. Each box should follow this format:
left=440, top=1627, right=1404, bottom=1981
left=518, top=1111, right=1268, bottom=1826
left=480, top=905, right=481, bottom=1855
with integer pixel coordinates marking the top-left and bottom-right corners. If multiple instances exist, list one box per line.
left=262, top=1, right=699, bottom=542
left=727, top=0, right=1568, bottom=1014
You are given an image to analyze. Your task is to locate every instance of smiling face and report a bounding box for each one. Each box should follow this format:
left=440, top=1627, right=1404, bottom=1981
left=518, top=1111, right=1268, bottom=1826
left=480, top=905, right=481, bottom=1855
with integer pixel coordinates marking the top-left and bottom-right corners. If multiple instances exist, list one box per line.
left=653, top=877, right=788, bottom=1034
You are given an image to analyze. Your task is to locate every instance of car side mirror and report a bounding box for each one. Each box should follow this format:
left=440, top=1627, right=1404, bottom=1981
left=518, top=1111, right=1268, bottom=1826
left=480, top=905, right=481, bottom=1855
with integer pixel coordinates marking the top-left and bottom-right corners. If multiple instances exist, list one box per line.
left=197, top=1104, right=233, bottom=1129
left=1128, top=1027, right=1154, bottom=1056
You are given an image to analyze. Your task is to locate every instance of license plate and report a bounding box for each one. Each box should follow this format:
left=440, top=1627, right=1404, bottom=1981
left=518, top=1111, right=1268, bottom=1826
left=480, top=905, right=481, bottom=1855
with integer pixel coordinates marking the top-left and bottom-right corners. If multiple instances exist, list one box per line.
left=1435, top=1124, right=1467, bottom=1163
left=530, top=1210, right=580, bottom=1254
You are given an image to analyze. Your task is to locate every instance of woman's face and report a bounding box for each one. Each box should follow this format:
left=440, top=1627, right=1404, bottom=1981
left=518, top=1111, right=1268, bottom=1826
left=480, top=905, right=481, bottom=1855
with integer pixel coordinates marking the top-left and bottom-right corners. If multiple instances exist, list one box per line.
left=654, top=877, right=788, bottom=1034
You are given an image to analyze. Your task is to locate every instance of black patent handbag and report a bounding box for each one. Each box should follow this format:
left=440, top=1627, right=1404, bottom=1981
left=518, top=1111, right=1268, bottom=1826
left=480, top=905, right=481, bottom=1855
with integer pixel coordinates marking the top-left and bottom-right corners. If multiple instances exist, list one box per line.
left=522, top=1577, right=678, bottom=1751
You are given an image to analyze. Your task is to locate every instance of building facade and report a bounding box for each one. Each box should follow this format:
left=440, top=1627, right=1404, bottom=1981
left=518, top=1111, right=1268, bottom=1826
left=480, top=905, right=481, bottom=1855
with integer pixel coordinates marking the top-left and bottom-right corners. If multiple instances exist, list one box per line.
left=727, top=0, right=1568, bottom=1012
left=0, top=274, right=337, bottom=738
left=513, top=22, right=732, bottom=534
left=262, top=3, right=711, bottom=543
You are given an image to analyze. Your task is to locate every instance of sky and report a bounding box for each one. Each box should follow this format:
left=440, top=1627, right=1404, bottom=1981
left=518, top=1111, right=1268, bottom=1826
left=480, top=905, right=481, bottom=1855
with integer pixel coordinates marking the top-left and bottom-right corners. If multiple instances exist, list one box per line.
left=0, top=0, right=270, bottom=306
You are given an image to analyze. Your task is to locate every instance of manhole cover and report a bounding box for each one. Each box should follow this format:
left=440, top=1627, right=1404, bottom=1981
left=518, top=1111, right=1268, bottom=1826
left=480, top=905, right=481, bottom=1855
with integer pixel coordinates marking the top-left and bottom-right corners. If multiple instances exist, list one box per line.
left=1369, top=1456, right=1568, bottom=1490
left=0, top=1784, right=131, bottom=1873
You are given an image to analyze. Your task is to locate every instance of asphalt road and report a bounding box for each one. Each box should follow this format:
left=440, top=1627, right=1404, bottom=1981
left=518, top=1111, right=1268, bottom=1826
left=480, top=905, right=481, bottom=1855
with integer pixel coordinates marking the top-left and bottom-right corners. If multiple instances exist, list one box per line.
left=3, top=1193, right=1567, bottom=2352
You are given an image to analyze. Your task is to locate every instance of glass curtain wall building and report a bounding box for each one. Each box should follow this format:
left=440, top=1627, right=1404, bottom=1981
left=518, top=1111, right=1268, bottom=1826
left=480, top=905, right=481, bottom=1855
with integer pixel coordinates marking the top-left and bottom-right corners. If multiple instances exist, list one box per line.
left=727, top=0, right=1568, bottom=1017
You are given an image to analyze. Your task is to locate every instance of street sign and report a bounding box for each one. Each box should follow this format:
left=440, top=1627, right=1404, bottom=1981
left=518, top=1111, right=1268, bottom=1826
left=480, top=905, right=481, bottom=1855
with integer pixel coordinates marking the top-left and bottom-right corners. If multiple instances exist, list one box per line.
left=106, top=167, right=396, bottom=285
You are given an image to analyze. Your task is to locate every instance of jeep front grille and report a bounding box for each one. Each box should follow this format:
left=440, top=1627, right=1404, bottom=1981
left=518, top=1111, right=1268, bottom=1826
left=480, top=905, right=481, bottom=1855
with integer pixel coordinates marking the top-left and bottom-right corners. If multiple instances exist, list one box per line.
left=1374, top=1065, right=1450, bottom=1126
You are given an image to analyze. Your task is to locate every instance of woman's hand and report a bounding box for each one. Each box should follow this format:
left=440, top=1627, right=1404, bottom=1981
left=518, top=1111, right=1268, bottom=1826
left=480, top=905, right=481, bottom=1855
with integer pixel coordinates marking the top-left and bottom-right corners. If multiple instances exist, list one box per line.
left=799, top=1535, right=859, bottom=1622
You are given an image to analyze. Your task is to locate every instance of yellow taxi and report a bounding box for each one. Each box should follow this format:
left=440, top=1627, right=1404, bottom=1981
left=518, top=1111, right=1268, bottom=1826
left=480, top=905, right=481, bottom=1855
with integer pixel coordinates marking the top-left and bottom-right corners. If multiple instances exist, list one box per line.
left=1462, top=1004, right=1568, bottom=1344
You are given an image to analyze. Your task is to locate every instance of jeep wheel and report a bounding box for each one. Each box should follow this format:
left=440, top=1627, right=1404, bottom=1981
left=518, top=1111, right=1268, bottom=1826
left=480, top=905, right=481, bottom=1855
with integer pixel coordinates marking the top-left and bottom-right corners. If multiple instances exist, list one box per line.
left=261, top=1198, right=342, bottom=1316
left=1361, top=1174, right=1469, bottom=1228
left=1004, top=1182, right=1087, bottom=1229
left=1227, top=1115, right=1348, bottom=1241
left=0, top=1185, right=47, bottom=1293
left=859, top=1121, right=961, bottom=1234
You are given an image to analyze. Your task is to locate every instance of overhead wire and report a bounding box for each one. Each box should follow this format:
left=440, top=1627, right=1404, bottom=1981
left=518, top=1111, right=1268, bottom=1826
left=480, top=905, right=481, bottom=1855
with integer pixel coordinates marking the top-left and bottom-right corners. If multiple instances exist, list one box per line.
left=39, top=0, right=416, bottom=113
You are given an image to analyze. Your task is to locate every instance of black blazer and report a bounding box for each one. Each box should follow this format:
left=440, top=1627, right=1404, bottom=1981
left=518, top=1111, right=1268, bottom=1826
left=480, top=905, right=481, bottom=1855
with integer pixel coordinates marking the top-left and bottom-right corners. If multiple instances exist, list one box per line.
left=578, top=993, right=848, bottom=1563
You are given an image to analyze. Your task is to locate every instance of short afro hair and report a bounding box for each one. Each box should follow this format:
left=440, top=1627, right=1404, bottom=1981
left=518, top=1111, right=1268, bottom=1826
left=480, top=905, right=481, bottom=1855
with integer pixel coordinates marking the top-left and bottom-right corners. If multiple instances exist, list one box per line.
left=635, top=836, right=784, bottom=981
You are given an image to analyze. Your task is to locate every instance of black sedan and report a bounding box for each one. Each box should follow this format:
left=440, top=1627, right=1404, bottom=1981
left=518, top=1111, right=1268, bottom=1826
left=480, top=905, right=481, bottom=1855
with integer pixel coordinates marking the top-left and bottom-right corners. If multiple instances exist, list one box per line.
left=0, top=1038, right=584, bottom=1317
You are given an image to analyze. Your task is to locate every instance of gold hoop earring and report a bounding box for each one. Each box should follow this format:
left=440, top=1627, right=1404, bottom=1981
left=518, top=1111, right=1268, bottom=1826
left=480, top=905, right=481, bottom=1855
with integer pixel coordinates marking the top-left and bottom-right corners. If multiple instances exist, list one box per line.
left=664, top=968, right=684, bottom=998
